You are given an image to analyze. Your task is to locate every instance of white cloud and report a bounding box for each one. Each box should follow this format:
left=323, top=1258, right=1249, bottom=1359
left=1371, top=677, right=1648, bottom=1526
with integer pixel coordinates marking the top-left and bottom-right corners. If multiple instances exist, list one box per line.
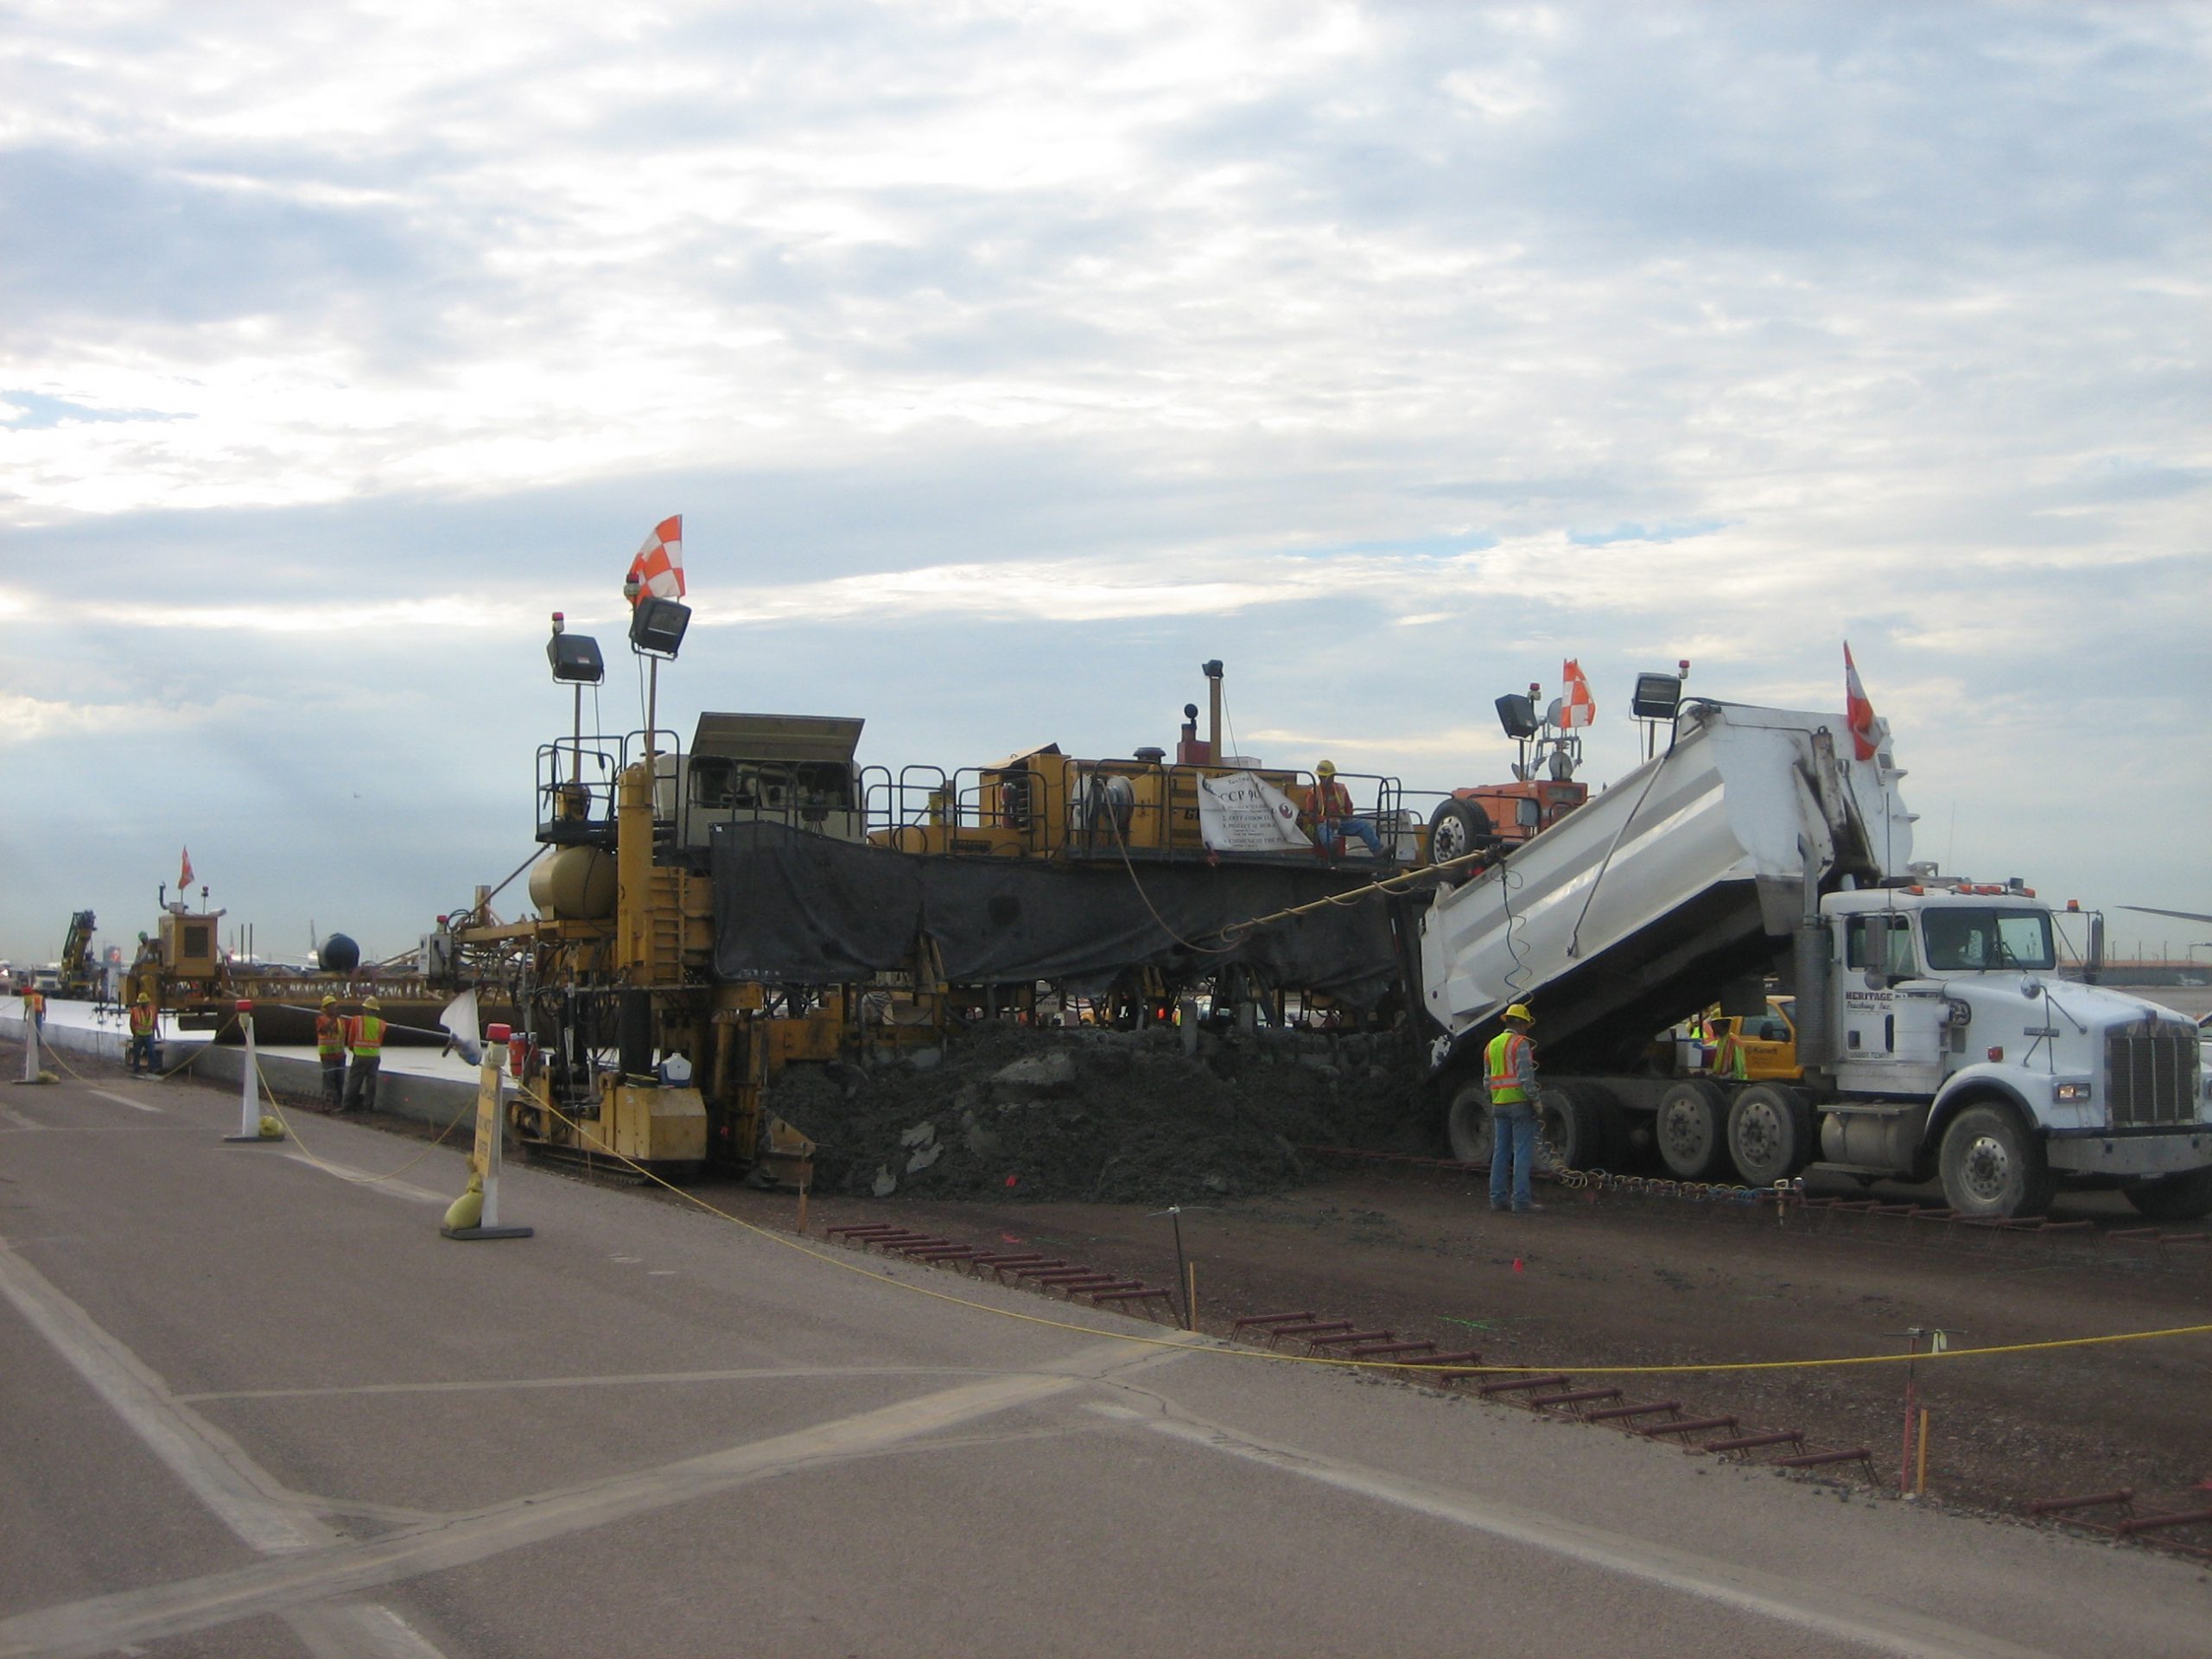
left=0, top=1, right=2208, bottom=961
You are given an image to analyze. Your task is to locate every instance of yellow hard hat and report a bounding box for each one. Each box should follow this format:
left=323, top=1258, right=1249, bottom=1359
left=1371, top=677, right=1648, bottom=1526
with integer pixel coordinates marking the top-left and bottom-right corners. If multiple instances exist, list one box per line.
left=1316, top=759, right=1337, bottom=777
left=135, top=992, right=151, bottom=1003
left=364, top=995, right=382, bottom=1010
left=321, top=995, right=336, bottom=1007
left=1503, top=1003, right=1535, bottom=1025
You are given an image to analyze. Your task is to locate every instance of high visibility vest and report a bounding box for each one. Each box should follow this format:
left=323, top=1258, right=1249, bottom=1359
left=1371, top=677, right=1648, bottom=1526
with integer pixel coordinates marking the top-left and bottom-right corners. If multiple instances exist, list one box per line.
left=129, top=1002, right=157, bottom=1037
left=1304, top=780, right=1351, bottom=823
left=23, top=991, right=44, bottom=1019
left=346, top=1014, right=385, bottom=1058
left=1485, top=1030, right=1534, bottom=1106
left=315, top=1013, right=346, bottom=1057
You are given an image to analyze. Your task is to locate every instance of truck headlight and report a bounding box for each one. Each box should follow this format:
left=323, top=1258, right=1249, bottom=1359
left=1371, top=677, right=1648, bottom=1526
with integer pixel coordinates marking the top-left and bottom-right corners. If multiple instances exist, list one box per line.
left=2054, top=1080, right=2093, bottom=1103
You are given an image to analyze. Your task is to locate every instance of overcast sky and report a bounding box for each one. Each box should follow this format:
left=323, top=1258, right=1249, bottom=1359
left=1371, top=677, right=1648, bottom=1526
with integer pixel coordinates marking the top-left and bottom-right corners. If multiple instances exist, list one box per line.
left=3, top=0, right=2208, bottom=969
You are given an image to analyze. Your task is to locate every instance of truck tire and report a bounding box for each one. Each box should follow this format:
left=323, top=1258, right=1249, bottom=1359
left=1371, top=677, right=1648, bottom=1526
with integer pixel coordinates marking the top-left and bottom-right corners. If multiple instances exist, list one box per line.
left=1535, top=1083, right=1627, bottom=1173
left=1444, top=1078, right=1496, bottom=1165
left=1726, top=1084, right=1814, bottom=1185
left=1426, top=798, right=1493, bottom=868
left=2120, top=1166, right=2212, bottom=1223
left=1654, top=1080, right=1732, bottom=1181
left=1936, top=1103, right=2054, bottom=1219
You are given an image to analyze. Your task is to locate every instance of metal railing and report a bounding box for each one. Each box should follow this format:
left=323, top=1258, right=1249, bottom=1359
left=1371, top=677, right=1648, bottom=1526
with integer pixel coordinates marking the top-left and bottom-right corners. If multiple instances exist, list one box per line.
left=864, top=757, right=1414, bottom=866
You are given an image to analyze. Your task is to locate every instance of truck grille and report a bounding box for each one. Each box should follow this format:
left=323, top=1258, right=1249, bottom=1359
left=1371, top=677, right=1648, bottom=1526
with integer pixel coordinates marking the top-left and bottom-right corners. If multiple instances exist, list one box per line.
left=2106, top=1026, right=2200, bottom=1128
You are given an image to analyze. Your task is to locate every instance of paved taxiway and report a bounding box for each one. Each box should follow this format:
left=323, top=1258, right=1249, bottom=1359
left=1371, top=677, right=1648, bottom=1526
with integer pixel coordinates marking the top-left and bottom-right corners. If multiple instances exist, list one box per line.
left=2, top=1059, right=2204, bottom=1658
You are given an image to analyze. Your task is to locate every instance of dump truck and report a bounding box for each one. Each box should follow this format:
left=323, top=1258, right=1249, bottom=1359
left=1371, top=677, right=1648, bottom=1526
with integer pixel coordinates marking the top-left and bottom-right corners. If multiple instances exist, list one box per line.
left=1419, top=698, right=2212, bottom=1219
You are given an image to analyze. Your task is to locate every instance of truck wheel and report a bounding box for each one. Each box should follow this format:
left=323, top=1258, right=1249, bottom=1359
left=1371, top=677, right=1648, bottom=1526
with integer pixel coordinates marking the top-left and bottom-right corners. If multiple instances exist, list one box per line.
left=1426, top=798, right=1493, bottom=868
left=2120, top=1166, right=2212, bottom=1222
left=1655, top=1080, right=1731, bottom=1181
left=1937, top=1103, right=2054, bottom=1219
left=1444, top=1078, right=1496, bottom=1165
left=1726, top=1084, right=1813, bottom=1185
left=1535, top=1083, right=1627, bottom=1173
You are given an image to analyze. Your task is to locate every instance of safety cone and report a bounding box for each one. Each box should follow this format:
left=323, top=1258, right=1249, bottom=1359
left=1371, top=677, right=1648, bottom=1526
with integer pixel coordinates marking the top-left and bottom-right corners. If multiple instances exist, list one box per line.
left=442, top=1022, right=531, bottom=1241
left=15, top=1014, right=56, bottom=1085
left=222, top=1002, right=283, bottom=1142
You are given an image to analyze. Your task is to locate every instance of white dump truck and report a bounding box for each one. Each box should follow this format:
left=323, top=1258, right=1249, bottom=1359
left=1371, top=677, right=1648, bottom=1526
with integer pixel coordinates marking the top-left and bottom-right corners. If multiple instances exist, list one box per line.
left=1418, top=699, right=2212, bottom=1218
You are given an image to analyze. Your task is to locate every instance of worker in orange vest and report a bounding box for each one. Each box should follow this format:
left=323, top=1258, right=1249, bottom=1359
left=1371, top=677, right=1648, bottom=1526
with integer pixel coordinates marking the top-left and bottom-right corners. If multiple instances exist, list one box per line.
left=22, top=985, right=46, bottom=1032
left=1485, top=1003, right=1542, bottom=1214
left=341, top=996, right=385, bottom=1114
left=315, top=995, right=347, bottom=1105
left=1711, top=1019, right=1749, bottom=1081
left=127, top=992, right=160, bottom=1075
left=1300, top=760, right=1385, bottom=859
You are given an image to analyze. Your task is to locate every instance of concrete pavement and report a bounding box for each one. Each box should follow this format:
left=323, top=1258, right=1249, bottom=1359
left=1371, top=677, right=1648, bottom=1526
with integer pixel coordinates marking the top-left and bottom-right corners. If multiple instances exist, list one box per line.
left=2, top=1056, right=2204, bottom=1657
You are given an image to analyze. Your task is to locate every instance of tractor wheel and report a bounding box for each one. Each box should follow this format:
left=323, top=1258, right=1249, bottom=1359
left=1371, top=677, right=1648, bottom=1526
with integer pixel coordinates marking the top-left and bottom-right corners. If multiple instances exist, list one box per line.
left=1726, top=1084, right=1815, bottom=1186
left=1654, top=1080, right=1732, bottom=1181
left=1427, top=798, right=1494, bottom=869
left=1535, top=1082, right=1627, bottom=1173
left=1937, top=1103, right=2054, bottom=1219
left=1444, top=1077, right=1496, bottom=1165
left=2120, top=1166, right=2212, bottom=1223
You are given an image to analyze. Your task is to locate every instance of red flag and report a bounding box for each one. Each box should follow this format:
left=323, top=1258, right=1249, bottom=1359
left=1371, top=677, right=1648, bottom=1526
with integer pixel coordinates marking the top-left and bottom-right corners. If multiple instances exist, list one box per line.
left=1843, top=643, right=1879, bottom=761
left=179, top=847, right=194, bottom=889
left=626, top=515, right=685, bottom=605
left=1559, top=659, right=1596, bottom=729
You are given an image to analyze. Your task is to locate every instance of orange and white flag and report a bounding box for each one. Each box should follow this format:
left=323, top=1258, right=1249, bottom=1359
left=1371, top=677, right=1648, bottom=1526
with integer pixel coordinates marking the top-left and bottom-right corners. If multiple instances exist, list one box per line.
left=1559, top=658, right=1596, bottom=728
left=179, top=847, right=194, bottom=889
left=1843, top=642, right=1880, bottom=761
left=626, top=515, right=685, bottom=604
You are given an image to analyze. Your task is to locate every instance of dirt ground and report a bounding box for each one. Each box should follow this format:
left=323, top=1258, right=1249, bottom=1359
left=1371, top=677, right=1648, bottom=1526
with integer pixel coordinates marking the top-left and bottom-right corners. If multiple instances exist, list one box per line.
left=783, top=1171, right=2212, bottom=1539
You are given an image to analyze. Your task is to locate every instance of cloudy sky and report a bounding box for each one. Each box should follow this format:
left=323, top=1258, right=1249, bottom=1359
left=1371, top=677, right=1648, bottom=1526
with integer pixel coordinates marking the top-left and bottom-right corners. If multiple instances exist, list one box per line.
left=3, top=0, right=2208, bottom=970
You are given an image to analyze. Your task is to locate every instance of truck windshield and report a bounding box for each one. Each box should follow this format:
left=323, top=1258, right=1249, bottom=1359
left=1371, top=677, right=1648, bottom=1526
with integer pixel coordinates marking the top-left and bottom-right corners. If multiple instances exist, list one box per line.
left=1921, top=907, right=2056, bottom=972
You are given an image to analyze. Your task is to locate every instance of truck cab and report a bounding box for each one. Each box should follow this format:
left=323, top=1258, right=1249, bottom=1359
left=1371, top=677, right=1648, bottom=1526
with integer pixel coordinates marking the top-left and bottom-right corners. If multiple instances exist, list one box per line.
left=1815, top=886, right=2212, bottom=1217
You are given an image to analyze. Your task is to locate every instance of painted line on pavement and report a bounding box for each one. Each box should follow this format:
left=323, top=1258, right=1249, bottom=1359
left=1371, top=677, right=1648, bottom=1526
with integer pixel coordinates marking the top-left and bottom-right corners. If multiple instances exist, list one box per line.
left=276, top=1152, right=446, bottom=1205
left=179, top=1363, right=1004, bottom=1403
left=0, top=1338, right=1190, bottom=1658
left=0, top=1240, right=320, bottom=1552
left=0, top=1242, right=453, bottom=1659
left=1089, top=1403, right=2061, bottom=1659
left=87, top=1089, right=162, bottom=1114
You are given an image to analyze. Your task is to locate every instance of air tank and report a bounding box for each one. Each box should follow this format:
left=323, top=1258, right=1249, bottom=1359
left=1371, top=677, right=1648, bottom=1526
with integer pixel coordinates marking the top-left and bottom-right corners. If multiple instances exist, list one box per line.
left=530, top=846, right=618, bottom=920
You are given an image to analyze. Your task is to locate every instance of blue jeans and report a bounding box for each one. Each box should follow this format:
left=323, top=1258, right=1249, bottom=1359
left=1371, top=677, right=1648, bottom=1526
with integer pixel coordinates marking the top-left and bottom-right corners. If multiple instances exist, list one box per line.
left=1316, top=817, right=1385, bottom=858
left=1490, top=1102, right=1537, bottom=1210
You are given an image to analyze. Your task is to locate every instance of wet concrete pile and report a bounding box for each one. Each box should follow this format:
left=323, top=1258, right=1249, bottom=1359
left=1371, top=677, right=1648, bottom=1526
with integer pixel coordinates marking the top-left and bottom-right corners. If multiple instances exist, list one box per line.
left=767, top=1022, right=1432, bottom=1206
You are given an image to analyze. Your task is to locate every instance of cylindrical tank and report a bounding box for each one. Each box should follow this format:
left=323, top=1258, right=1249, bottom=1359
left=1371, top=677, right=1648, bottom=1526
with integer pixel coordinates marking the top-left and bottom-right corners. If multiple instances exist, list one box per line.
left=319, top=933, right=361, bottom=973
left=530, top=846, right=617, bottom=920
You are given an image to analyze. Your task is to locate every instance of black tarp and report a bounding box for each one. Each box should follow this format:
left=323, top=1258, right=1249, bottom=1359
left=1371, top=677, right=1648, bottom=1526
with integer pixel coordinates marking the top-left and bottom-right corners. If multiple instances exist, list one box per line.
left=710, top=821, right=1401, bottom=1003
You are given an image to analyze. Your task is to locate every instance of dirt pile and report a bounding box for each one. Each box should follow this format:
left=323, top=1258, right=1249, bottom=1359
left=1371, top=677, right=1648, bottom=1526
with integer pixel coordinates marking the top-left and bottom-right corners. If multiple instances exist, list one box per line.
left=768, top=1023, right=1433, bottom=1206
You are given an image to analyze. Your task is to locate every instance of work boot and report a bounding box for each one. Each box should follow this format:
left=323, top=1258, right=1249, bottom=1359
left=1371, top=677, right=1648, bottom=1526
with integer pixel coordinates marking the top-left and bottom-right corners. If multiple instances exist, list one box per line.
left=1513, top=1202, right=1546, bottom=1214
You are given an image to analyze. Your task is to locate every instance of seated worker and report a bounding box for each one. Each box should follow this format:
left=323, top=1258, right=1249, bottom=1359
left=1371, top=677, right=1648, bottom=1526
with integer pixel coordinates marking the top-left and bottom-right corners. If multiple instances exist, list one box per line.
left=1301, top=760, right=1385, bottom=858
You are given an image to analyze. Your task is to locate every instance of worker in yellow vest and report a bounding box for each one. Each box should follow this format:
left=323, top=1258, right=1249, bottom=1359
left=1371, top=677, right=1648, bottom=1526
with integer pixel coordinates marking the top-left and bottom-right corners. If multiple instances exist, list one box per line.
left=341, top=995, right=385, bottom=1114
left=127, top=993, right=160, bottom=1075
left=315, top=995, right=347, bottom=1106
left=1484, top=1003, right=1542, bottom=1214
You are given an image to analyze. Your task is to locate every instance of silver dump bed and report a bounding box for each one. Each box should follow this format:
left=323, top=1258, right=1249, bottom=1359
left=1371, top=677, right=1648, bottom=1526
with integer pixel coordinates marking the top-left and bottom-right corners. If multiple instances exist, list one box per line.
left=1417, top=702, right=1915, bottom=1071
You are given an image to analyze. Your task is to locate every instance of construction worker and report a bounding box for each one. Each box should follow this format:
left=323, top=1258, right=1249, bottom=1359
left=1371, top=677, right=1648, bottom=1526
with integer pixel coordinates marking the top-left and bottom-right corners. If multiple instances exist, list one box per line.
left=1485, top=1003, right=1542, bottom=1214
left=341, top=995, right=385, bottom=1115
left=1711, top=1017, right=1749, bottom=1082
left=1300, top=760, right=1385, bottom=859
left=22, top=984, right=46, bottom=1032
left=126, top=993, right=160, bottom=1076
left=315, top=995, right=347, bottom=1105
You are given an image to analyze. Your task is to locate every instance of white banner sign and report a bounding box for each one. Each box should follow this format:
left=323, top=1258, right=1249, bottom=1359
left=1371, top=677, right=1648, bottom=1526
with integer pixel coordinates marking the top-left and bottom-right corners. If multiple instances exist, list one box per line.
left=1196, top=772, right=1310, bottom=853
